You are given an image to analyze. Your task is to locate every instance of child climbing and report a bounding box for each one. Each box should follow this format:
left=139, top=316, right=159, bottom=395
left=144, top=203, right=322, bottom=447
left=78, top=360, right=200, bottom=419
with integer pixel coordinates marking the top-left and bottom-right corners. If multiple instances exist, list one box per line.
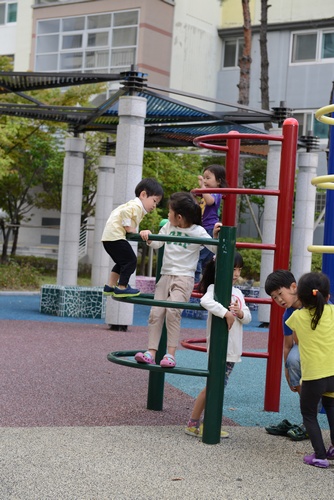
left=135, top=191, right=221, bottom=368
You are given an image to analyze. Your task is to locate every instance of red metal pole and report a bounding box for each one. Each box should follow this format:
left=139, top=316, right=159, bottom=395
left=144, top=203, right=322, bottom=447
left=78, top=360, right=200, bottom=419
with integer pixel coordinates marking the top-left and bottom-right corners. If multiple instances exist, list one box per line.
left=223, top=132, right=241, bottom=226
left=264, top=117, right=299, bottom=411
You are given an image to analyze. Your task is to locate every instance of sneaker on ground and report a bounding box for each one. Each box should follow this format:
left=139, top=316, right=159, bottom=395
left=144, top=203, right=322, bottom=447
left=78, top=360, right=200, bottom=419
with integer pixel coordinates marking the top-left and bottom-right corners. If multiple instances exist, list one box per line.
left=185, top=423, right=229, bottom=439
left=327, top=445, right=334, bottom=460
left=303, top=453, right=329, bottom=468
left=113, top=285, right=140, bottom=297
left=103, top=284, right=115, bottom=295
left=287, top=424, right=309, bottom=441
left=184, top=425, right=201, bottom=438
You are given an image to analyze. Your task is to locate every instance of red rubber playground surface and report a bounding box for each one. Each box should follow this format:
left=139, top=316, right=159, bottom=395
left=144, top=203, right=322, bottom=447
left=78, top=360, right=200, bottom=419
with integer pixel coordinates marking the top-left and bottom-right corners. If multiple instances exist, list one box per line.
left=0, top=318, right=265, bottom=428
left=0, top=293, right=269, bottom=429
left=0, top=293, right=329, bottom=429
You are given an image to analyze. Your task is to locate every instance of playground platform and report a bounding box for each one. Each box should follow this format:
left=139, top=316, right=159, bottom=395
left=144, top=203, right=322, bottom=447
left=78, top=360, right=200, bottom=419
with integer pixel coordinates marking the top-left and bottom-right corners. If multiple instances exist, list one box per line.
left=0, top=292, right=333, bottom=499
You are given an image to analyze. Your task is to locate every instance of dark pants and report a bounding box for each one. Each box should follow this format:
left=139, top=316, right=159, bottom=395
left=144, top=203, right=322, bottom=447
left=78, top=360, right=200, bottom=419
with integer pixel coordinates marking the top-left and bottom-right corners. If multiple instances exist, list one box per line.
left=300, top=375, right=334, bottom=459
left=102, top=240, right=137, bottom=287
left=194, top=228, right=214, bottom=283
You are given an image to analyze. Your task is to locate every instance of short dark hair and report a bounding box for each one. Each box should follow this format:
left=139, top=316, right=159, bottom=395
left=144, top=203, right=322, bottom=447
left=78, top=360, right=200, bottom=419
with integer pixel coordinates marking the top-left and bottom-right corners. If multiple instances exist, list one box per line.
left=264, top=269, right=296, bottom=296
left=168, top=192, right=202, bottom=226
left=203, top=164, right=227, bottom=188
left=135, top=178, right=164, bottom=198
left=198, top=251, right=243, bottom=293
left=234, top=251, right=244, bottom=269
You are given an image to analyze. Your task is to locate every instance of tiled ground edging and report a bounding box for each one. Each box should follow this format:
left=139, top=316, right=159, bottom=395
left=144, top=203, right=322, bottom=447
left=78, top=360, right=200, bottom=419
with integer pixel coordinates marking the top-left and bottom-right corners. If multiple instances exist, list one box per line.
left=40, top=285, right=106, bottom=318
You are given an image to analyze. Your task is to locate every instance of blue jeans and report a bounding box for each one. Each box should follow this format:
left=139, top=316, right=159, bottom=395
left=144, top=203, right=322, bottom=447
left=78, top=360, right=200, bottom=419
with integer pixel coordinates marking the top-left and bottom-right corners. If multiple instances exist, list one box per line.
left=194, top=228, right=214, bottom=283
left=285, top=343, right=301, bottom=388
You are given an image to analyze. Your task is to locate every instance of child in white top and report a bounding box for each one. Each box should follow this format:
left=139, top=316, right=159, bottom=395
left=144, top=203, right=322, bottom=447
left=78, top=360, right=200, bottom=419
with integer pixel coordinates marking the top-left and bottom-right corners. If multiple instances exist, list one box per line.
left=101, top=178, right=163, bottom=297
left=185, top=253, right=251, bottom=438
left=135, top=191, right=221, bottom=368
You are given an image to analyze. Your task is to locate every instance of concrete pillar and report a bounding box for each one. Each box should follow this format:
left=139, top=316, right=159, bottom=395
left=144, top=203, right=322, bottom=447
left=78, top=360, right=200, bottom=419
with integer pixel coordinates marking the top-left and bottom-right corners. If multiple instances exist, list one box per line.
left=91, top=155, right=116, bottom=287
left=57, top=136, right=86, bottom=286
left=258, top=128, right=282, bottom=323
left=290, top=151, right=318, bottom=282
left=105, top=95, right=147, bottom=329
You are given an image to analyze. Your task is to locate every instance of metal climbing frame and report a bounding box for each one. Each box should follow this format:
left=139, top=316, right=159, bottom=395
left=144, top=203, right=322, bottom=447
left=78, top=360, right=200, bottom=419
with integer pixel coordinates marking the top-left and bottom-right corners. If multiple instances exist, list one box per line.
left=107, top=117, right=298, bottom=444
left=193, top=117, right=299, bottom=412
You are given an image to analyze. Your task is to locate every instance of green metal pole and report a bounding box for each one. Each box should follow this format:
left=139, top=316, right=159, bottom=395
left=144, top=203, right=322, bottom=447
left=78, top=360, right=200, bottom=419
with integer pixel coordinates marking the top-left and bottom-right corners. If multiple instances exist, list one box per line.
left=202, top=226, right=236, bottom=444
left=147, top=220, right=167, bottom=410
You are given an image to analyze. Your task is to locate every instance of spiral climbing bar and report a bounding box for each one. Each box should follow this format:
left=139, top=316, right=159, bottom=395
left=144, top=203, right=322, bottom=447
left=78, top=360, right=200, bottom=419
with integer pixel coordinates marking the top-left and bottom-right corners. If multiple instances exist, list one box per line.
left=307, top=174, right=334, bottom=255
left=107, top=350, right=209, bottom=377
left=180, top=338, right=269, bottom=359
left=311, top=174, right=334, bottom=190
left=315, top=104, right=334, bottom=125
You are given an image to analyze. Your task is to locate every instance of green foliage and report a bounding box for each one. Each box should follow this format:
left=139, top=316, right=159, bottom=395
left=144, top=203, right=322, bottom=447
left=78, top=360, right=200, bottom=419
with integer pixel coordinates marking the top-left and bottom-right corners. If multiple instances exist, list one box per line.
left=237, top=239, right=262, bottom=281
left=239, top=158, right=266, bottom=225
left=0, top=261, right=41, bottom=290
left=9, top=256, right=58, bottom=274
left=142, top=151, right=204, bottom=217
left=0, top=256, right=93, bottom=290
left=311, top=253, right=322, bottom=272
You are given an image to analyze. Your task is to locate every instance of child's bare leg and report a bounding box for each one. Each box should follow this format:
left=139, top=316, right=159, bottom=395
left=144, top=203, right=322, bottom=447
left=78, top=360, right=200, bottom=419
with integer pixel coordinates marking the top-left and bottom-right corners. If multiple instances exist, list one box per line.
left=109, top=271, right=119, bottom=287
left=167, top=346, right=177, bottom=358
left=190, top=387, right=207, bottom=420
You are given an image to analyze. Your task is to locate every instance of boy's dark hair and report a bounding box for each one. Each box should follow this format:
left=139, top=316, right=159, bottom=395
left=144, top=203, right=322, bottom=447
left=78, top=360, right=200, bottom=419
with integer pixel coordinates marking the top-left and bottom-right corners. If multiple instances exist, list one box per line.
left=264, top=269, right=296, bottom=296
left=198, top=251, right=243, bottom=294
left=168, top=192, right=201, bottom=226
left=203, top=164, right=227, bottom=188
left=297, top=272, right=330, bottom=330
left=135, top=178, right=164, bottom=198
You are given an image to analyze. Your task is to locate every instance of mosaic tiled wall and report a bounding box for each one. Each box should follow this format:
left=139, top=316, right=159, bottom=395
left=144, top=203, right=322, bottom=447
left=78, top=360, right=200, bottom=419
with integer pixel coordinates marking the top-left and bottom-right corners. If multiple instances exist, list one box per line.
left=40, top=285, right=106, bottom=318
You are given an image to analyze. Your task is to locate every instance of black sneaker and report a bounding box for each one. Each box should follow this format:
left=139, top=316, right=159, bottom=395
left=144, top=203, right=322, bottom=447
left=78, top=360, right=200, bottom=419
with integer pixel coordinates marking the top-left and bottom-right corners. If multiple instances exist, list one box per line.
left=103, top=284, right=115, bottom=295
left=287, top=424, right=309, bottom=441
left=113, top=285, right=140, bottom=298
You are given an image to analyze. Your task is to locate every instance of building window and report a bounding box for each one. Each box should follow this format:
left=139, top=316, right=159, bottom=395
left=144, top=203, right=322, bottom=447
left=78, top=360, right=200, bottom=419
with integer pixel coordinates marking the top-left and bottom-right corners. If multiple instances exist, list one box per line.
left=223, top=38, right=244, bottom=68
left=293, top=111, right=329, bottom=140
left=0, top=1, right=17, bottom=25
left=291, top=30, right=334, bottom=63
left=35, top=10, right=139, bottom=73
left=41, top=235, right=59, bottom=245
left=315, top=192, right=326, bottom=219
left=42, top=217, right=60, bottom=227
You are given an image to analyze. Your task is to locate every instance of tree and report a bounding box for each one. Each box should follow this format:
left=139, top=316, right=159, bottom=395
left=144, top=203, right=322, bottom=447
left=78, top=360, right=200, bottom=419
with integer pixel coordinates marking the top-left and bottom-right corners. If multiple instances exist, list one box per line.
left=0, top=131, right=58, bottom=261
left=0, top=63, right=107, bottom=261
left=238, top=0, right=252, bottom=106
left=259, top=0, right=272, bottom=130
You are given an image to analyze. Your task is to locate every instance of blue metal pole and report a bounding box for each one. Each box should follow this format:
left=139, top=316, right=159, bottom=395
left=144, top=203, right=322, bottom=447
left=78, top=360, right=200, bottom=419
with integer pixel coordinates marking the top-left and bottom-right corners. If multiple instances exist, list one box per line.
left=322, top=88, right=334, bottom=296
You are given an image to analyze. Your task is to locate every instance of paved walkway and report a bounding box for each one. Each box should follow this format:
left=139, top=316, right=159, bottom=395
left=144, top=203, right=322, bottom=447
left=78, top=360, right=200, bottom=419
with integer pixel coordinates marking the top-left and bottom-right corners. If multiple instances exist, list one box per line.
left=0, top=293, right=333, bottom=499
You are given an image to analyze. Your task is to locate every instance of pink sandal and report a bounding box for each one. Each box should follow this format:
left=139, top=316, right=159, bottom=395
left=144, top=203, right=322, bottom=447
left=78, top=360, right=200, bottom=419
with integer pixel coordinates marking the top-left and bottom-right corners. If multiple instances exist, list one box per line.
left=160, top=354, right=176, bottom=368
left=134, top=351, right=156, bottom=365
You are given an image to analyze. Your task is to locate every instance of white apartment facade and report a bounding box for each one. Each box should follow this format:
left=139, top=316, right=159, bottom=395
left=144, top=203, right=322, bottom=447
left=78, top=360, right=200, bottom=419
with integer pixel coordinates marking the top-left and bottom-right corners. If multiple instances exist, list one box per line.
left=0, top=0, right=223, bottom=258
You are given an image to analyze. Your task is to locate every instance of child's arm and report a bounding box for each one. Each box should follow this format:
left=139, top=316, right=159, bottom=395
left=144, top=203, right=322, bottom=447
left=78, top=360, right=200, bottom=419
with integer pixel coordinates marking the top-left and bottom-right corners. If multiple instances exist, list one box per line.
left=198, top=175, right=216, bottom=205
left=140, top=223, right=168, bottom=249
left=140, top=229, right=152, bottom=242
left=200, top=285, right=235, bottom=330
left=229, top=290, right=252, bottom=325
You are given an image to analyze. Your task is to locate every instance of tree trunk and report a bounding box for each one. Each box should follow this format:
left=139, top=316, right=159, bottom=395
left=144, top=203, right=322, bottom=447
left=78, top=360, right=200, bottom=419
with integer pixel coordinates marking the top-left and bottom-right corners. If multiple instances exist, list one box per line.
left=260, top=0, right=272, bottom=130
left=11, top=225, right=19, bottom=256
left=238, top=0, right=252, bottom=106
left=1, top=226, right=11, bottom=263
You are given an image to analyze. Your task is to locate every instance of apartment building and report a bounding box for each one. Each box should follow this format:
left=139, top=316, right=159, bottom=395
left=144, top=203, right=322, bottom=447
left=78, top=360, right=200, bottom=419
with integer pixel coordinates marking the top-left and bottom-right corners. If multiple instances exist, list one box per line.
left=218, top=0, right=334, bottom=241
left=0, top=0, right=223, bottom=257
